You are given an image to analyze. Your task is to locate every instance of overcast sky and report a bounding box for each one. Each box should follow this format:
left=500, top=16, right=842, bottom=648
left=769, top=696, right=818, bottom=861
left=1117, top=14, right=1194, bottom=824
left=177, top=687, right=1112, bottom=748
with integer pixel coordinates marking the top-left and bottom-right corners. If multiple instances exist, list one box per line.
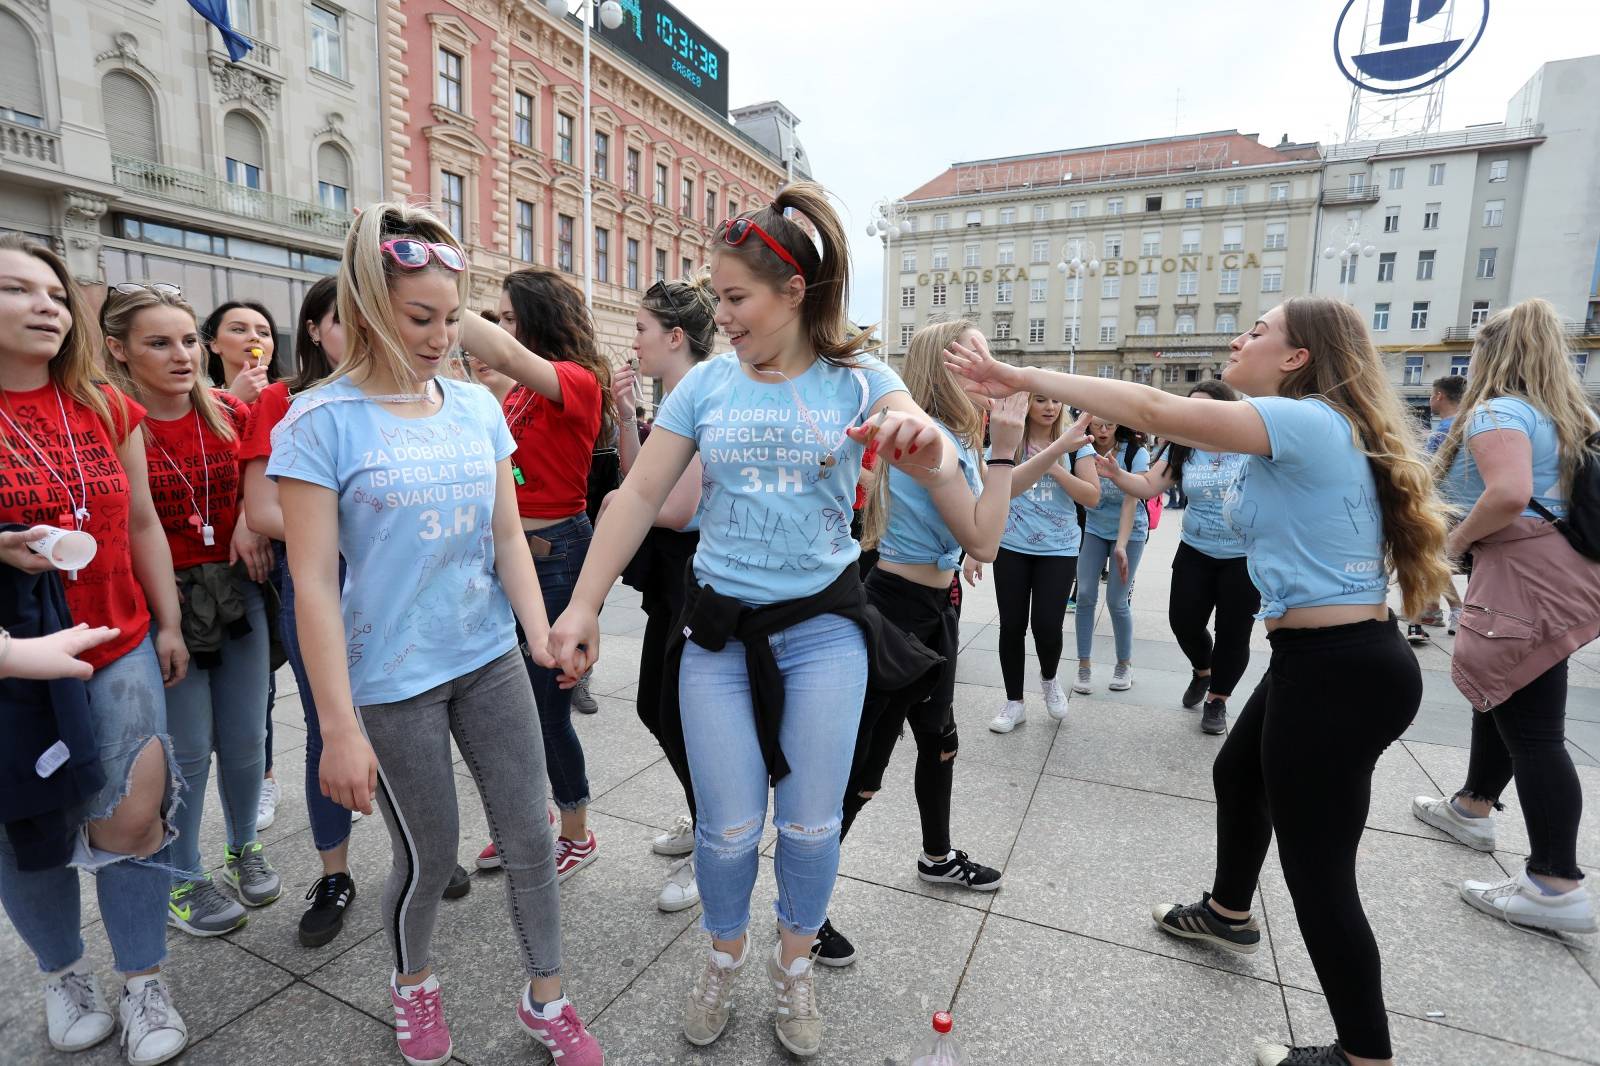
left=678, top=0, right=1600, bottom=323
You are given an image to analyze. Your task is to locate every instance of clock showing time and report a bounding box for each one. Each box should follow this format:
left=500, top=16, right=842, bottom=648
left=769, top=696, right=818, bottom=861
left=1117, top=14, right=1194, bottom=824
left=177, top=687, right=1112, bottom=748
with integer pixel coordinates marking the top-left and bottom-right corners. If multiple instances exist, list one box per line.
left=597, top=0, right=729, bottom=114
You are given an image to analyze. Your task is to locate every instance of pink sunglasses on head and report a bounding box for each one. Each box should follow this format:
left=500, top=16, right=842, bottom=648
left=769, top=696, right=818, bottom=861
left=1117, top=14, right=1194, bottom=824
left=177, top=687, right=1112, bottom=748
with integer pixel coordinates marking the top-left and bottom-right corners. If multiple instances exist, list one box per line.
left=380, top=238, right=466, bottom=272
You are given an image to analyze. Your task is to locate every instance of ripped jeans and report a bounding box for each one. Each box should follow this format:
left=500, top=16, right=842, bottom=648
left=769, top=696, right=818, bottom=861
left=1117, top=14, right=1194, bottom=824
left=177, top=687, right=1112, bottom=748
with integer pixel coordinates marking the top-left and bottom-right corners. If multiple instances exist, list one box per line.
left=679, top=613, right=866, bottom=941
left=0, top=635, right=177, bottom=973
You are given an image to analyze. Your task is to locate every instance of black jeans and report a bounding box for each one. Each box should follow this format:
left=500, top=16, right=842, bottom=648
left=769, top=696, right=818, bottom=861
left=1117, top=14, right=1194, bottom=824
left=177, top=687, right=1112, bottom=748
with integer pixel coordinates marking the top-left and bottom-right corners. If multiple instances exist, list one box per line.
left=1461, top=658, right=1583, bottom=881
left=1210, top=618, right=1418, bottom=1061
left=993, top=546, right=1076, bottom=701
left=1168, top=542, right=1260, bottom=698
left=841, top=570, right=960, bottom=858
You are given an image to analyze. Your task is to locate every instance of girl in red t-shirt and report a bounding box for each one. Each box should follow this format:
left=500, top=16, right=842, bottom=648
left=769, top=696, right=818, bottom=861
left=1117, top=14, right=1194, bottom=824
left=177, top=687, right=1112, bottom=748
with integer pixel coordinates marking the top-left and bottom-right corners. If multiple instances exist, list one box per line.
left=0, top=234, right=190, bottom=1061
left=456, top=269, right=608, bottom=881
left=201, top=300, right=278, bottom=405
left=103, top=286, right=281, bottom=939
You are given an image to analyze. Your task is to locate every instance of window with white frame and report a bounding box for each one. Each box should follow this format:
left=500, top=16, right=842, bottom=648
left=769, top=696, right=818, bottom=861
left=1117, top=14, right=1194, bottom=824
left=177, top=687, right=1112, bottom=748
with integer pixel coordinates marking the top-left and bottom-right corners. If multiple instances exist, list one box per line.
left=1449, top=355, right=1470, bottom=376
left=1377, top=252, right=1395, bottom=281
left=1269, top=182, right=1289, bottom=202
left=1572, top=352, right=1588, bottom=379
left=1140, top=231, right=1160, bottom=256
left=1136, top=315, right=1156, bottom=335
left=1099, top=365, right=1116, bottom=378
left=316, top=142, right=349, bottom=210
left=441, top=170, right=464, bottom=236
left=1031, top=238, right=1049, bottom=263
left=1372, top=302, right=1389, bottom=331
left=900, top=286, right=915, bottom=308
left=680, top=176, right=693, bottom=216
left=515, top=199, right=534, bottom=261
left=931, top=282, right=947, bottom=307
left=1225, top=186, right=1246, bottom=205
left=625, top=148, right=640, bottom=193
left=654, top=247, right=666, bottom=283
left=900, top=323, right=915, bottom=347
left=1388, top=166, right=1405, bottom=190
left=310, top=5, right=345, bottom=79
left=1061, top=277, right=1079, bottom=300
left=999, top=207, right=1016, bottom=225
left=705, top=187, right=716, bottom=226
left=1471, top=300, right=1490, bottom=326
left=1216, top=313, right=1237, bottom=334
left=1416, top=250, right=1435, bottom=280
left=1029, top=279, right=1047, bottom=303
left=1423, top=202, right=1440, bottom=230
left=1184, top=190, right=1203, bottom=209
left=1103, top=233, right=1122, bottom=258
left=1099, top=317, right=1118, bottom=343
left=1221, top=225, right=1242, bottom=251
left=1383, top=205, right=1400, bottom=231
left=625, top=238, right=639, bottom=288
left=1264, top=221, right=1286, bottom=250
left=679, top=255, right=691, bottom=280
left=1218, top=269, right=1240, bottom=294
left=1177, top=270, right=1197, bottom=296
left=437, top=48, right=463, bottom=112
left=654, top=163, right=668, bottom=205
left=557, top=112, right=574, bottom=164
left=1410, top=301, right=1429, bottom=330
left=996, top=280, right=1013, bottom=304
left=1488, top=159, right=1508, bottom=182
left=1477, top=246, right=1496, bottom=279
left=963, top=243, right=980, bottom=267
left=1105, top=197, right=1123, bottom=215
left=1139, top=271, right=1159, bottom=297
left=229, top=0, right=256, bottom=34
left=1261, top=267, right=1283, bottom=292
left=994, top=317, right=1012, bottom=340
left=1180, top=227, right=1200, bottom=254
left=1028, top=318, right=1046, bottom=343
left=1069, top=202, right=1087, bottom=219
left=557, top=213, right=574, bottom=272
left=1163, top=365, right=1182, bottom=384
left=594, top=132, right=610, bottom=182
left=594, top=227, right=610, bottom=282
left=933, top=213, right=948, bottom=229
left=1033, top=204, right=1050, bottom=222
left=1483, top=199, right=1504, bottom=226
left=965, top=210, right=982, bottom=226
left=901, top=250, right=916, bottom=272
left=932, top=246, right=948, bottom=269
left=1403, top=355, right=1424, bottom=385
left=514, top=91, right=534, bottom=147
left=963, top=281, right=979, bottom=306
left=1102, top=276, right=1120, bottom=299
left=1339, top=257, right=1357, bottom=285
left=1175, top=313, right=1195, bottom=334
left=997, top=242, right=1014, bottom=266
left=1429, top=162, right=1446, bottom=185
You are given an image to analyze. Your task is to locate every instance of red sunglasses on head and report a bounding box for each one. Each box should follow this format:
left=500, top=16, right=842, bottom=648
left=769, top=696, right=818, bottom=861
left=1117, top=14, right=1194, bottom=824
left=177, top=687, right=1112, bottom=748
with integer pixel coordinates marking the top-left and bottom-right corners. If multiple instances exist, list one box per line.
left=717, top=217, right=805, bottom=279
left=381, top=238, right=466, bottom=272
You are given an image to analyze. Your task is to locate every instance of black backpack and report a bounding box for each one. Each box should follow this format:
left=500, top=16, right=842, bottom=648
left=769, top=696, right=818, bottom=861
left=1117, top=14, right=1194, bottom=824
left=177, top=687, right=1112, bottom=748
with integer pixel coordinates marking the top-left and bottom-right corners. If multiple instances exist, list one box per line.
left=1529, top=429, right=1600, bottom=561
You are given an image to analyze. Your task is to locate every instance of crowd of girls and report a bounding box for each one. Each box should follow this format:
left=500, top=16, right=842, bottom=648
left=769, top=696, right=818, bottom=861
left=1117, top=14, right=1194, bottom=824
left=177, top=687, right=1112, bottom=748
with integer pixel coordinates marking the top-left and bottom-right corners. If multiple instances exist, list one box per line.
left=2, top=169, right=1596, bottom=1066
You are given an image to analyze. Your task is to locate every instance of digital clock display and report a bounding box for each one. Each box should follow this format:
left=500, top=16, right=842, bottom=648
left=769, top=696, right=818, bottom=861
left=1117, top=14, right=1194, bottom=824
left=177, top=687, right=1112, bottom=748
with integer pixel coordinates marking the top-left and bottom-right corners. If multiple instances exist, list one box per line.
left=596, top=0, right=730, bottom=115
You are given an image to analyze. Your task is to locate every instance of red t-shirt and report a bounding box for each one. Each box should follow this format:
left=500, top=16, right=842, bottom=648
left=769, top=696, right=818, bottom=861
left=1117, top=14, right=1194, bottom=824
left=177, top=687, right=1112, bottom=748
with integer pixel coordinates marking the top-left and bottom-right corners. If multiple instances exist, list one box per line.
left=239, top=380, right=291, bottom=464
left=504, top=361, right=603, bottom=519
left=0, top=383, right=151, bottom=668
left=143, top=391, right=250, bottom=570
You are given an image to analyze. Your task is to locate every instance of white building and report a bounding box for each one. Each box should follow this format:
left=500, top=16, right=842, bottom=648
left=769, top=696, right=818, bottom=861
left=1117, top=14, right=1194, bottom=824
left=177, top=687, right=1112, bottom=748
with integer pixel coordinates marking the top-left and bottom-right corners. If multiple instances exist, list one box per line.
left=1312, top=55, right=1600, bottom=411
left=0, top=0, right=382, bottom=357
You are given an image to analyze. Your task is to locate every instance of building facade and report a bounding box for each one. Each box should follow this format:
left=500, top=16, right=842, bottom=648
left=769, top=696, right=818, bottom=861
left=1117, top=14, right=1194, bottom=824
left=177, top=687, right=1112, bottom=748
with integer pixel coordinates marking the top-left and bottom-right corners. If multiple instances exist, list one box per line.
left=0, top=0, right=381, bottom=357
left=888, top=131, right=1322, bottom=390
left=1311, top=56, right=1600, bottom=412
left=381, top=0, right=789, bottom=360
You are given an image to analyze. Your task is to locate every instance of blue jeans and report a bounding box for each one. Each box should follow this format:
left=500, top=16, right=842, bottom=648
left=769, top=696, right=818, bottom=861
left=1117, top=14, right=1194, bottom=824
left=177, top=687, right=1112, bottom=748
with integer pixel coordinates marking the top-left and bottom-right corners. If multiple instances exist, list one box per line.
left=1075, top=534, right=1146, bottom=663
left=522, top=514, right=592, bottom=812
left=0, top=636, right=176, bottom=973
left=167, top=578, right=270, bottom=880
left=274, top=548, right=352, bottom=853
left=678, top=613, right=867, bottom=940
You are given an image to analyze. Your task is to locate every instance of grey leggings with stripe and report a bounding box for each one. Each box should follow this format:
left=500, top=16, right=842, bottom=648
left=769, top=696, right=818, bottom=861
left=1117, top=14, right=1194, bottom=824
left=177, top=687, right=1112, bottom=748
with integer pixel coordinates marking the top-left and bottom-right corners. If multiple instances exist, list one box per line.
left=358, top=648, right=562, bottom=978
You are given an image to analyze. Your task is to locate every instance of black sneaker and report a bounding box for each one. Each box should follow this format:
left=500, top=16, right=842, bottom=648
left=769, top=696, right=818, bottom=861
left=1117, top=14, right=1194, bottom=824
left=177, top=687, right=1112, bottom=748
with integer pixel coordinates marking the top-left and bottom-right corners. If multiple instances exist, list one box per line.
left=1256, top=1041, right=1351, bottom=1066
left=917, top=850, right=1003, bottom=892
left=1406, top=623, right=1428, bottom=645
left=443, top=864, right=471, bottom=900
left=1151, top=892, right=1261, bottom=954
left=298, top=873, right=355, bottom=948
left=811, top=918, right=857, bottom=968
left=1181, top=672, right=1209, bottom=709
left=1201, top=698, right=1228, bottom=735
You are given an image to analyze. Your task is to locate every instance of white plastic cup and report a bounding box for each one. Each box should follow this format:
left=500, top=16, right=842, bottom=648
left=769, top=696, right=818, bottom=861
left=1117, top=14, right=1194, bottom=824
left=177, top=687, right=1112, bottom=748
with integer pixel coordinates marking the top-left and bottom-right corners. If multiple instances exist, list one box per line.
left=26, top=527, right=98, bottom=571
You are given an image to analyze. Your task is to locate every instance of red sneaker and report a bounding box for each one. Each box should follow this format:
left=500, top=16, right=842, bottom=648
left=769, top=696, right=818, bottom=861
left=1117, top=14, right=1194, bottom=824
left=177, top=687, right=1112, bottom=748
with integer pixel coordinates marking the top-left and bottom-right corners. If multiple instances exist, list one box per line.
left=554, top=831, right=598, bottom=883
left=475, top=842, right=501, bottom=870
left=516, top=987, right=603, bottom=1065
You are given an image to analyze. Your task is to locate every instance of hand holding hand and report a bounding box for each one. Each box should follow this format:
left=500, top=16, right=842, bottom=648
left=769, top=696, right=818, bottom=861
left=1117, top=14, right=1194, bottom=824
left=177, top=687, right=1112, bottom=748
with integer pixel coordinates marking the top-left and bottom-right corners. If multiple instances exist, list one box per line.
left=548, top=607, right=599, bottom=688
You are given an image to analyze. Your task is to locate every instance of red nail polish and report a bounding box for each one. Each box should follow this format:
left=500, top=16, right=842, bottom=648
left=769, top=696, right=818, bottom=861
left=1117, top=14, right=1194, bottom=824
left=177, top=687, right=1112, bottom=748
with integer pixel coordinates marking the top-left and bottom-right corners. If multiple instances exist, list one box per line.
left=894, top=448, right=903, bottom=460
left=909, top=443, right=918, bottom=454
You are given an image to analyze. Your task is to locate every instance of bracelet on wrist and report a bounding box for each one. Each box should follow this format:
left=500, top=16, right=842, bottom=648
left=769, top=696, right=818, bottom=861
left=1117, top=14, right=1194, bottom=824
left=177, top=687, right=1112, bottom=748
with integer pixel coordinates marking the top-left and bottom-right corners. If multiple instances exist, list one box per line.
left=987, top=458, right=1016, bottom=468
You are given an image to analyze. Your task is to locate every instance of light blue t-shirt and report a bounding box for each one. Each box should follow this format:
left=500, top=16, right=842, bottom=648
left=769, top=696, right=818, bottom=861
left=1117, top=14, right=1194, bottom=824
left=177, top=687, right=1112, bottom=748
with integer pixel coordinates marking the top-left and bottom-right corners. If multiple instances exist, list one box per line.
left=1177, top=448, right=1248, bottom=559
left=878, top=423, right=983, bottom=571
left=1223, top=397, right=1386, bottom=619
left=1425, top=414, right=1454, bottom=455
left=653, top=351, right=908, bottom=605
left=993, top=444, right=1084, bottom=557
left=267, top=376, right=518, bottom=705
left=1084, top=443, right=1150, bottom=543
left=1439, top=397, right=1568, bottom=519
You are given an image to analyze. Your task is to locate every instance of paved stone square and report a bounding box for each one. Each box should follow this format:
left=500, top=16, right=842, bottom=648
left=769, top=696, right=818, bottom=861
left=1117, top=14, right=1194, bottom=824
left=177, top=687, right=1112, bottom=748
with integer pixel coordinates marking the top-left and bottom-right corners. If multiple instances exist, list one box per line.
left=4, top=519, right=1598, bottom=1065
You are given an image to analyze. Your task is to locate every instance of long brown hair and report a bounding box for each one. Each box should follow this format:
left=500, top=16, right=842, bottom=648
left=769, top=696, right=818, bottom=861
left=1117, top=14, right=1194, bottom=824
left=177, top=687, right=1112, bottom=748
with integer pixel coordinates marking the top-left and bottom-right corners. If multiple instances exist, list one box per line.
left=502, top=267, right=615, bottom=439
left=100, top=288, right=236, bottom=439
left=713, top=180, right=872, bottom=367
left=1432, top=297, right=1598, bottom=500
left=0, top=233, right=120, bottom=436
left=1278, top=296, right=1451, bottom=618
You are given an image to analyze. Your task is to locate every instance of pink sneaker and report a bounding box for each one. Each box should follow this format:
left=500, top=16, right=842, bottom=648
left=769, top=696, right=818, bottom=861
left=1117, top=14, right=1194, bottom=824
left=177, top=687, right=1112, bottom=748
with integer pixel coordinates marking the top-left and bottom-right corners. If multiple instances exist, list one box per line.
left=517, top=987, right=603, bottom=1065
left=391, top=975, right=451, bottom=1066
left=555, top=831, right=598, bottom=883
left=476, top=842, right=501, bottom=870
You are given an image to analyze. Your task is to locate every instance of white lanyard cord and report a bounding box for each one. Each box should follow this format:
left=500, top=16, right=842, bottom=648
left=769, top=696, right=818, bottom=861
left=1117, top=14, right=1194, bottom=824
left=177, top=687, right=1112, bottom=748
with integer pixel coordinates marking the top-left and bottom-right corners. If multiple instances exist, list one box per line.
left=0, top=385, right=92, bottom=528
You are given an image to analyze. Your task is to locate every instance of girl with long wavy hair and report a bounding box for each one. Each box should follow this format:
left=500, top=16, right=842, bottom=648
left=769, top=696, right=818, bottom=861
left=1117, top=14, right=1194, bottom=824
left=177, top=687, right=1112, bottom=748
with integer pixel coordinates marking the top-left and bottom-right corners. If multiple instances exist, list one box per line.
left=1413, top=297, right=1599, bottom=934
left=948, top=296, right=1451, bottom=1066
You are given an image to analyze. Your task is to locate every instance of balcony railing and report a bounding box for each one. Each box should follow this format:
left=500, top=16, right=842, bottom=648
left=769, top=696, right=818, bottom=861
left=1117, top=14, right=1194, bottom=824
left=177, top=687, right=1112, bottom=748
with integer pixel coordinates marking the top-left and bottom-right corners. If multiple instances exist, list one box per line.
left=112, top=155, right=352, bottom=240
left=1122, top=332, right=1233, bottom=352
left=1324, top=123, right=1544, bottom=161
left=1444, top=321, right=1600, bottom=342
left=0, top=116, right=60, bottom=168
left=1321, top=184, right=1380, bottom=205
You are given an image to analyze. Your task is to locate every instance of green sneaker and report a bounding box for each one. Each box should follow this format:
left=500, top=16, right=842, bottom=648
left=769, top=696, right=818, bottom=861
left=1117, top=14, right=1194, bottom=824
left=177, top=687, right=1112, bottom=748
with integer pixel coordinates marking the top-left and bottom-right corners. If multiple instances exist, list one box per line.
left=168, top=878, right=247, bottom=937
left=222, top=842, right=283, bottom=907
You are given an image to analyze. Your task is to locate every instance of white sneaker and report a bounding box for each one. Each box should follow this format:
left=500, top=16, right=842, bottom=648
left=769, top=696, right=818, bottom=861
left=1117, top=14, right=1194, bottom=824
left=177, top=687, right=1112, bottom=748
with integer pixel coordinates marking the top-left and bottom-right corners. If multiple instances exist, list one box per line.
left=119, top=975, right=187, bottom=1066
left=44, top=966, right=114, bottom=1052
left=1042, top=678, right=1069, bottom=721
left=1447, top=607, right=1462, bottom=635
left=1411, top=795, right=1496, bottom=852
left=657, top=855, right=700, bottom=912
left=988, top=699, right=1026, bottom=734
left=1072, top=666, right=1093, bottom=695
left=1460, top=868, right=1596, bottom=934
left=256, top=777, right=280, bottom=831
left=652, top=814, right=695, bottom=857
left=1109, top=663, right=1134, bottom=691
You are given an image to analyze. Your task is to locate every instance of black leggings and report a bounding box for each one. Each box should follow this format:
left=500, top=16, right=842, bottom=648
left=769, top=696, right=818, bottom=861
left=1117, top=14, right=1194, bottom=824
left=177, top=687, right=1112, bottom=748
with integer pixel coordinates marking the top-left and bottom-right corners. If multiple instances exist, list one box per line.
left=1461, top=659, right=1583, bottom=881
left=993, top=546, right=1076, bottom=701
left=1210, top=618, right=1418, bottom=1061
left=841, top=570, right=960, bottom=858
left=1168, top=541, right=1260, bottom=698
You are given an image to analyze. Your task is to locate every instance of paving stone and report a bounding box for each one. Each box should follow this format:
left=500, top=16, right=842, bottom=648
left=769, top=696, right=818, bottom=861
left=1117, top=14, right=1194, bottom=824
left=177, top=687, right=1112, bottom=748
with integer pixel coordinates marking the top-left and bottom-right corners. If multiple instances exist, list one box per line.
left=1041, top=693, right=1223, bottom=801
left=948, top=682, right=1063, bottom=776
left=178, top=982, right=402, bottom=1066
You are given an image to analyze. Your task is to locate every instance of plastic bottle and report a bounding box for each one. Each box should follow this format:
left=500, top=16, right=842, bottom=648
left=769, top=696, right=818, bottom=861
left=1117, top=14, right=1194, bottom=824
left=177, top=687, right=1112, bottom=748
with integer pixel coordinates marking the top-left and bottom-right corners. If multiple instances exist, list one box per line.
left=909, top=1010, right=967, bottom=1066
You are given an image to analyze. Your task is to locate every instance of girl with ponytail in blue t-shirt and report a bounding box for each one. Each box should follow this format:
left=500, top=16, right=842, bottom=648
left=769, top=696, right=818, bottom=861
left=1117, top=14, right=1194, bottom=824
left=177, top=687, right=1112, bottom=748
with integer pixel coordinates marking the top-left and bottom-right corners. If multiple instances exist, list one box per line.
left=949, top=297, right=1452, bottom=1066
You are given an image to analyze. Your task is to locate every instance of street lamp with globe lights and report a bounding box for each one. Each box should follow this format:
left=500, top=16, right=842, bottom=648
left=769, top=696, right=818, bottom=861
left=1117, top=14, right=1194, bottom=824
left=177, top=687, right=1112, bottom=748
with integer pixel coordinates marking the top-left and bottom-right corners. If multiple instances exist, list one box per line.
left=1056, top=238, right=1100, bottom=375
left=867, top=198, right=913, bottom=350
left=1320, top=220, right=1376, bottom=305
left=546, top=0, right=624, bottom=308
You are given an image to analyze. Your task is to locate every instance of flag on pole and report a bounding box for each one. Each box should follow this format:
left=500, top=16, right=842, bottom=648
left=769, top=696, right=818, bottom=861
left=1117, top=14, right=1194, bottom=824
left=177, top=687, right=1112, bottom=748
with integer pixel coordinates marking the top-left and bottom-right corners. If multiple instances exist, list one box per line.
left=188, top=0, right=253, bottom=63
